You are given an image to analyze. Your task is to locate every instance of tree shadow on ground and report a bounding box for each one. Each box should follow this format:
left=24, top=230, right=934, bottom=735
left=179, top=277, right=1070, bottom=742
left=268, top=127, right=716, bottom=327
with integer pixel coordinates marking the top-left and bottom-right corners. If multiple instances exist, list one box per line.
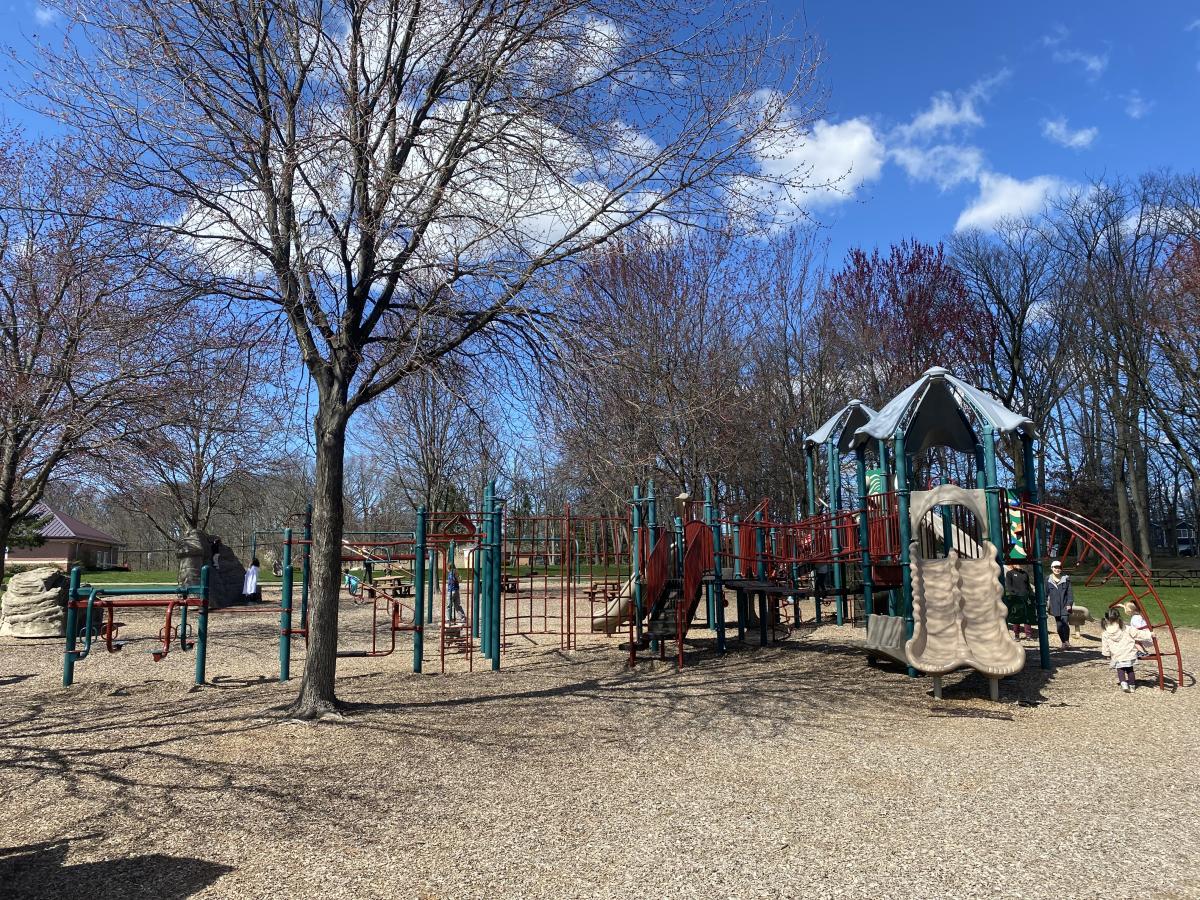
left=0, top=836, right=233, bottom=899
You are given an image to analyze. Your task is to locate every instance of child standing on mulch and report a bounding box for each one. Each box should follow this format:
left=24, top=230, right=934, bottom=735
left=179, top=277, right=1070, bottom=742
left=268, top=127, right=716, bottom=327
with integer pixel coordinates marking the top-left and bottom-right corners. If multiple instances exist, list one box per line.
left=1101, top=607, right=1150, bottom=693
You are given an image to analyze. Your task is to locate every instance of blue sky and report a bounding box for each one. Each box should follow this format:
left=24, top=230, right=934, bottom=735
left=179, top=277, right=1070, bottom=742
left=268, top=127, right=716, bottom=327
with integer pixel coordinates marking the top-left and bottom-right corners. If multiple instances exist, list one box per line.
left=771, top=0, right=1200, bottom=259
left=2, top=0, right=1198, bottom=264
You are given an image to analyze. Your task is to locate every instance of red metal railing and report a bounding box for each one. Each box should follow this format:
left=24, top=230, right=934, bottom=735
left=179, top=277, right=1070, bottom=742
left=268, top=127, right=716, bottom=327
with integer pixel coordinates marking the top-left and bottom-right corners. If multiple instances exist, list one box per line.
left=643, top=529, right=669, bottom=614
left=866, top=491, right=902, bottom=560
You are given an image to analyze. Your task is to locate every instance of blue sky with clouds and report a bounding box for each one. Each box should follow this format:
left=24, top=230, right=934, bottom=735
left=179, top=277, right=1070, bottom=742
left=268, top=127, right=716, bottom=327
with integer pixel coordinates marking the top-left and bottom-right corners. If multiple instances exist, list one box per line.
left=2, top=0, right=1197, bottom=262
left=780, top=0, right=1200, bottom=257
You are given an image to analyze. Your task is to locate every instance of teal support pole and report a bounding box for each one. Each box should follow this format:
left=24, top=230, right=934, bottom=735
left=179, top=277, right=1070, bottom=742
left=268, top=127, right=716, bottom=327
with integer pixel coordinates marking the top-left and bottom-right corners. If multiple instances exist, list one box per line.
left=490, top=486, right=502, bottom=671
left=878, top=438, right=896, bottom=617
left=827, top=438, right=845, bottom=625
left=983, top=426, right=1006, bottom=572
left=895, top=433, right=916, bottom=678
left=856, top=444, right=873, bottom=623
left=674, top=515, right=685, bottom=578
left=632, top=485, right=644, bottom=645
left=413, top=507, right=427, bottom=672
left=646, top=480, right=658, bottom=652
left=1022, top=434, right=1052, bottom=670
left=301, top=503, right=312, bottom=629
left=708, top=479, right=727, bottom=653
left=732, top=515, right=745, bottom=642
left=194, top=565, right=210, bottom=684
left=703, top=483, right=715, bottom=630
left=62, top=566, right=82, bottom=686
left=279, top=528, right=293, bottom=681
left=755, top=509, right=768, bottom=646
left=804, top=446, right=817, bottom=517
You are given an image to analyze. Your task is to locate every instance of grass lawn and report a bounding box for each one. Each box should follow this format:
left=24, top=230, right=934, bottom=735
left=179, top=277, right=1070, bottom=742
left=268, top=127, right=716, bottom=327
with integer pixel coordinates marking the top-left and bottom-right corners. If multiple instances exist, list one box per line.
left=1072, top=584, right=1200, bottom=630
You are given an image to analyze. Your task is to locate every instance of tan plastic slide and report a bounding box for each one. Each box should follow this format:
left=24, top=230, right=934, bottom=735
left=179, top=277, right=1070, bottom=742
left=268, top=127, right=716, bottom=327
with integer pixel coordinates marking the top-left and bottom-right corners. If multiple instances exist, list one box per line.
left=590, top=573, right=637, bottom=632
left=904, top=486, right=1025, bottom=696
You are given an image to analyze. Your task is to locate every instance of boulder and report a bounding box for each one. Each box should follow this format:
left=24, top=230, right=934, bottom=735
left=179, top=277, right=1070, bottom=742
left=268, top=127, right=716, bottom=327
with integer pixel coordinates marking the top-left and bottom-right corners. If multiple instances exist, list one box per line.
left=1, top=567, right=69, bottom=638
left=176, top=526, right=246, bottom=608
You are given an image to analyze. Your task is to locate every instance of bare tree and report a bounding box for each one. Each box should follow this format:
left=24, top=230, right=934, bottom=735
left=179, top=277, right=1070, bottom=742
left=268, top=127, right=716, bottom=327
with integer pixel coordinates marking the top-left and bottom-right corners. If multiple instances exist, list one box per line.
left=362, top=367, right=484, bottom=514
left=29, top=0, right=823, bottom=716
left=0, top=133, right=193, bottom=582
left=109, top=316, right=290, bottom=540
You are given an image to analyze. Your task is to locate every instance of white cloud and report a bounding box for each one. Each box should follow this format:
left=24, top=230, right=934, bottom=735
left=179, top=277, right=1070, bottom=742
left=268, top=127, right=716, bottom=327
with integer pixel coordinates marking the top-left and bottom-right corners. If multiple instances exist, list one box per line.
left=1041, top=116, right=1098, bottom=149
left=1187, top=19, right=1200, bottom=31
left=1123, top=90, right=1152, bottom=119
left=753, top=116, right=886, bottom=211
left=955, top=172, right=1070, bottom=231
left=890, top=143, right=984, bottom=190
left=896, top=69, right=1011, bottom=141
left=1042, top=27, right=1108, bottom=79
left=33, top=4, right=57, bottom=24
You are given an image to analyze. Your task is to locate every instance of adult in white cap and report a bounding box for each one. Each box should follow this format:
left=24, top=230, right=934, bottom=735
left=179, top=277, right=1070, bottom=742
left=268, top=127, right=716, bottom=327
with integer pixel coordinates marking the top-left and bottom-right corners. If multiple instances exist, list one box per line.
left=1045, top=559, right=1074, bottom=649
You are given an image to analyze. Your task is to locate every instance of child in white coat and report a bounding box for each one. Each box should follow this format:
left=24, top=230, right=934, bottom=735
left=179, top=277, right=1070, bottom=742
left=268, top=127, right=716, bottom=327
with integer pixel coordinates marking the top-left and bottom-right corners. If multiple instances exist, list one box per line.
left=1120, top=601, right=1154, bottom=657
left=1101, top=607, right=1150, bottom=693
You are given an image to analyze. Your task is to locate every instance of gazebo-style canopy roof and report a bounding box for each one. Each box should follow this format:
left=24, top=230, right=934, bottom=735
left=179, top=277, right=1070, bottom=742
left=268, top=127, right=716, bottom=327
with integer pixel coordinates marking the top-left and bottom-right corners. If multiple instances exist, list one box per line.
left=804, top=400, right=878, bottom=453
left=850, top=367, right=1035, bottom=455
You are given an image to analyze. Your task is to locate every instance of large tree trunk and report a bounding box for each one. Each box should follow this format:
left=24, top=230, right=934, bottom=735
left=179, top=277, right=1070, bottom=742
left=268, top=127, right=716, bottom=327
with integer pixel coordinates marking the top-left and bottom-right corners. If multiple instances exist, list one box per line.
left=287, top=399, right=349, bottom=720
left=1130, top=434, right=1154, bottom=565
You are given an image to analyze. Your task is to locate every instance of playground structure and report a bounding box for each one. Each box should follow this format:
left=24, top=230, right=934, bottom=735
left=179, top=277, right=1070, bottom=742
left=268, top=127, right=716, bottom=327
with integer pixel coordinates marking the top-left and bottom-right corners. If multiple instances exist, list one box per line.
left=613, top=367, right=1184, bottom=694
left=50, top=367, right=1184, bottom=696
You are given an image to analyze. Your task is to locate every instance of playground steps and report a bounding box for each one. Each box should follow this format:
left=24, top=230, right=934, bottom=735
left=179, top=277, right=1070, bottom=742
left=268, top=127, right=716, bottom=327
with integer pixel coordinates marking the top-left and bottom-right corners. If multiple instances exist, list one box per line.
left=645, top=578, right=705, bottom=641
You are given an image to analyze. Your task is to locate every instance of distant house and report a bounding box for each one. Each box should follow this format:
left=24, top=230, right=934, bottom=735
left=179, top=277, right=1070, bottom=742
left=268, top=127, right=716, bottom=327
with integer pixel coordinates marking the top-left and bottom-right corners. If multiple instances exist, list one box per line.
left=5, top=502, right=124, bottom=570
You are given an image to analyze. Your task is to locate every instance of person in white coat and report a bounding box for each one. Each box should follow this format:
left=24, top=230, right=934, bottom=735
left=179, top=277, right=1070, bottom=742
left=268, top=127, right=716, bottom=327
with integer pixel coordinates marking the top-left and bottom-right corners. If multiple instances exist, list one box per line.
left=242, top=557, right=261, bottom=601
left=1101, top=607, right=1151, bottom=693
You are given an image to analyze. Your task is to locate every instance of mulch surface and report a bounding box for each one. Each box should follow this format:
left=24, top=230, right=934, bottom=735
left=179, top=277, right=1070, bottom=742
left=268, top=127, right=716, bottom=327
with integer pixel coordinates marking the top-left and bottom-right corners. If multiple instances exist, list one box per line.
left=1, top=602, right=1198, bottom=899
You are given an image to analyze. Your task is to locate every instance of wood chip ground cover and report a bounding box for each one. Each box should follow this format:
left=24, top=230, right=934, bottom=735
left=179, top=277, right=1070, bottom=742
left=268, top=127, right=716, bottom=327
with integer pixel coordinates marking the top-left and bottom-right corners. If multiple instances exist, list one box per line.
left=1, top=604, right=1197, bottom=899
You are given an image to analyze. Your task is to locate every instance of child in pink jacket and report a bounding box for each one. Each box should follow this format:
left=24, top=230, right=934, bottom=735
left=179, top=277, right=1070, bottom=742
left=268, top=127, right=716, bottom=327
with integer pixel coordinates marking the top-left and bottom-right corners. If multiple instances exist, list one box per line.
left=1101, top=607, right=1150, bottom=693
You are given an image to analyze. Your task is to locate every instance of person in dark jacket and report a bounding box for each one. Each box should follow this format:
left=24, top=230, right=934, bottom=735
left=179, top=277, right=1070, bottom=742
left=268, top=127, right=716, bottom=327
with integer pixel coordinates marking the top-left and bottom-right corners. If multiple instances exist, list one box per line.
left=1045, top=559, right=1074, bottom=649
left=1005, top=565, right=1032, bottom=639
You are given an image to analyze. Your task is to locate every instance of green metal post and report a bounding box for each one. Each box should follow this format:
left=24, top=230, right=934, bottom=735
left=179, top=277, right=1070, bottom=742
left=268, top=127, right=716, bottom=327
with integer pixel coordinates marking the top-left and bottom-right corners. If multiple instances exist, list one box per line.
left=62, top=566, right=82, bottom=686
left=755, top=509, right=768, bottom=647
left=856, top=444, right=873, bottom=623
left=1022, top=434, right=1052, bottom=670
left=674, top=515, right=685, bottom=578
left=646, top=480, right=658, bottom=652
left=490, top=484, right=502, bottom=671
left=878, top=438, right=896, bottom=617
left=895, top=433, right=916, bottom=678
left=194, top=565, right=210, bottom=684
left=827, top=438, right=845, bottom=625
left=983, top=427, right=1006, bottom=574
left=279, top=528, right=293, bottom=681
left=632, top=485, right=644, bottom=645
left=804, top=446, right=817, bottom=517
left=708, top=479, right=727, bottom=653
left=703, top=483, right=716, bottom=630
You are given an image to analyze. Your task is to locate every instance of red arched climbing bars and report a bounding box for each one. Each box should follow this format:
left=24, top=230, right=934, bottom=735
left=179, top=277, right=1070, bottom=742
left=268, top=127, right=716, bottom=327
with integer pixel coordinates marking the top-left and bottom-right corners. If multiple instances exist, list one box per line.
left=1007, top=499, right=1184, bottom=691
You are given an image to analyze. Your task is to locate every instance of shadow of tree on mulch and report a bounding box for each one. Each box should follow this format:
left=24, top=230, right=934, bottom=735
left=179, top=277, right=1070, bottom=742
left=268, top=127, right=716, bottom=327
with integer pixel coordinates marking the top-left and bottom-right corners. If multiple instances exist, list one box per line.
left=0, top=836, right=233, bottom=899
